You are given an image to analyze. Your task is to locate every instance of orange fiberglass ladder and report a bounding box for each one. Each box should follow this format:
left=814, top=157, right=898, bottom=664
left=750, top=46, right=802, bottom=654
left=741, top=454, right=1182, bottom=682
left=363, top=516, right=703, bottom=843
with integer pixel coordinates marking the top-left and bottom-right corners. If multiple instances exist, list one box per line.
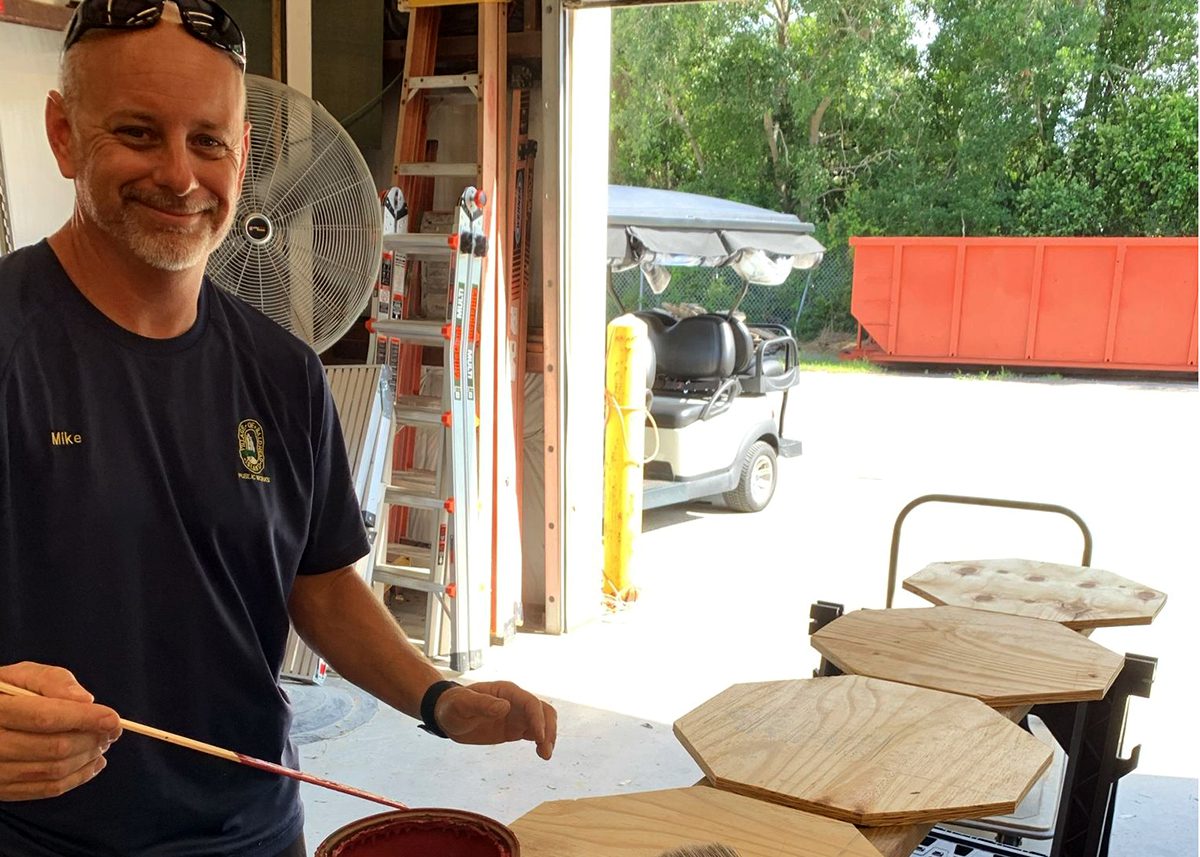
left=367, top=0, right=524, bottom=669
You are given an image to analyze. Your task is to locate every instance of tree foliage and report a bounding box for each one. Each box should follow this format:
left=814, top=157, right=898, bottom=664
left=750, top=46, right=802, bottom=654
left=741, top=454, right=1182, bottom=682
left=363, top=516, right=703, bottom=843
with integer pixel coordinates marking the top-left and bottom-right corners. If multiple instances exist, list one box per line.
left=610, top=0, right=1198, bottom=244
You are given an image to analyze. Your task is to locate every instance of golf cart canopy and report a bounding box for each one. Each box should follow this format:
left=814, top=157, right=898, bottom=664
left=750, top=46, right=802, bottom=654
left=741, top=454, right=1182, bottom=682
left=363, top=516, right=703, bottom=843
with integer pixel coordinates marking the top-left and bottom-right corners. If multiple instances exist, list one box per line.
left=607, top=184, right=825, bottom=291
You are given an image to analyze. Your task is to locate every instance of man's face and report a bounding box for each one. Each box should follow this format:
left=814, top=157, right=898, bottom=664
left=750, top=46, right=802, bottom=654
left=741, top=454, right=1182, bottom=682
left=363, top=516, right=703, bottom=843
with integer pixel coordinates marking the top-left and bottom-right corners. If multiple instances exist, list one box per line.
left=49, top=20, right=248, bottom=272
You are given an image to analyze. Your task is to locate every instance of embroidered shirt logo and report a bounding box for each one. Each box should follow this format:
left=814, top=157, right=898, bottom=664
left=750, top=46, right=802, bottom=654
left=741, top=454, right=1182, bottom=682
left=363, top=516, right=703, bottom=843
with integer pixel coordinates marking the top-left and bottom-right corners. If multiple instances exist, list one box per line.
left=50, top=431, right=83, bottom=446
left=237, top=419, right=271, bottom=483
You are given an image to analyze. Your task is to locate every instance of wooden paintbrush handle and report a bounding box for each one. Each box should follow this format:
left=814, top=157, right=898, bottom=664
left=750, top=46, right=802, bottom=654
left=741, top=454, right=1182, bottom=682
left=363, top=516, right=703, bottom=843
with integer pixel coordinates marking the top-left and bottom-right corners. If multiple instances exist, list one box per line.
left=0, top=679, right=408, bottom=811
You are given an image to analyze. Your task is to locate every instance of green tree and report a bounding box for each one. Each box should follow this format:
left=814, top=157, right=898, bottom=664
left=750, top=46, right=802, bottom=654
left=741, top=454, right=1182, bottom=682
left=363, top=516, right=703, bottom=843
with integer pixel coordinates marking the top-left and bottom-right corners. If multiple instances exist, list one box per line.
left=611, top=0, right=916, bottom=223
left=833, top=0, right=1101, bottom=236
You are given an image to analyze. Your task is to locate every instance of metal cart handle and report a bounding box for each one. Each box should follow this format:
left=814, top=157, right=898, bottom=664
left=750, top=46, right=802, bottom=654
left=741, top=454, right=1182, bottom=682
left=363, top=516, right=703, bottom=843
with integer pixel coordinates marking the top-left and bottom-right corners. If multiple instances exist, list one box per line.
left=886, top=494, right=1093, bottom=608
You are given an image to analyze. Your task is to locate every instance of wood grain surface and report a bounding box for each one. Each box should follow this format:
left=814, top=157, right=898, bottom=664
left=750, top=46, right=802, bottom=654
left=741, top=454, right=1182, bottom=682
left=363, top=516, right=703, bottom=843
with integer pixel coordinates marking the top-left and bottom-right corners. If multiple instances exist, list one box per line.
left=903, top=559, right=1166, bottom=629
left=855, top=704, right=1032, bottom=857
left=673, top=676, right=1051, bottom=827
left=512, top=786, right=883, bottom=857
left=811, top=606, right=1124, bottom=706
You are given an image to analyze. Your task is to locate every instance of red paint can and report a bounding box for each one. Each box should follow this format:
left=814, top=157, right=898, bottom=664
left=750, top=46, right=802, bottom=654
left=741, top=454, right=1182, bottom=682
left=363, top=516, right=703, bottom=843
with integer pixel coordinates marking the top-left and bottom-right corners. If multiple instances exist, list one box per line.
left=316, top=809, right=520, bottom=857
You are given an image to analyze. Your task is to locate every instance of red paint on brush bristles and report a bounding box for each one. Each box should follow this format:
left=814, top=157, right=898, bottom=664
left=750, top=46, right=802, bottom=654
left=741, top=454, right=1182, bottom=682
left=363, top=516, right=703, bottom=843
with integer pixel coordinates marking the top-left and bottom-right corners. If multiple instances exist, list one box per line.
left=234, top=754, right=408, bottom=810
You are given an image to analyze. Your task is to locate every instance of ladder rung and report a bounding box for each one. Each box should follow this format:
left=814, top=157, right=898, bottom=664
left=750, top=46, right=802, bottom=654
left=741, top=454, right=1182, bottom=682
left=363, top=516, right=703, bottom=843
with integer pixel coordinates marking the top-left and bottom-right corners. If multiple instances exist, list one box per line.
left=371, top=318, right=443, bottom=345
left=383, top=232, right=456, bottom=255
left=395, top=162, right=478, bottom=177
left=385, top=541, right=433, bottom=566
left=386, top=469, right=444, bottom=510
left=374, top=565, right=446, bottom=595
left=394, top=395, right=445, bottom=426
left=392, top=468, right=437, bottom=491
left=407, top=73, right=480, bottom=93
left=384, top=491, right=445, bottom=512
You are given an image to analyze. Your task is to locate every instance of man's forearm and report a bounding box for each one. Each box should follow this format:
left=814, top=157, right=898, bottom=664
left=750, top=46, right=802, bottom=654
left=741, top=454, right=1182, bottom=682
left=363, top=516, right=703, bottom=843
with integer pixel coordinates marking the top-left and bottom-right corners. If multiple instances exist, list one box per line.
left=287, top=566, right=443, bottom=719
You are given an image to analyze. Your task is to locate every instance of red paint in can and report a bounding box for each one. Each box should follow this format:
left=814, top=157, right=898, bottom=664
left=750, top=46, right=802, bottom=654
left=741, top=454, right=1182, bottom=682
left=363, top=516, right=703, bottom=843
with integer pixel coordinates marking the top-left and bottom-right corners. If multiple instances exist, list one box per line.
left=316, top=810, right=519, bottom=857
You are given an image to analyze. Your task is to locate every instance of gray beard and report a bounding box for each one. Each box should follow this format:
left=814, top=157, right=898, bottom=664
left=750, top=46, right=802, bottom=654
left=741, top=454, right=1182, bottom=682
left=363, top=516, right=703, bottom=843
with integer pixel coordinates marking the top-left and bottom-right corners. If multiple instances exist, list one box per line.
left=78, top=186, right=232, bottom=272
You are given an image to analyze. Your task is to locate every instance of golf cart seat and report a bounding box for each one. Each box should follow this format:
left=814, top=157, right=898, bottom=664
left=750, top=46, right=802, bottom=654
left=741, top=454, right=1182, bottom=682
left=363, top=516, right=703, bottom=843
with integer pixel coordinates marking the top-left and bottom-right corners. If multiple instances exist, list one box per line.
left=635, top=313, right=740, bottom=429
left=635, top=310, right=799, bottom=398
left=650, top=314, right=736, bottom=381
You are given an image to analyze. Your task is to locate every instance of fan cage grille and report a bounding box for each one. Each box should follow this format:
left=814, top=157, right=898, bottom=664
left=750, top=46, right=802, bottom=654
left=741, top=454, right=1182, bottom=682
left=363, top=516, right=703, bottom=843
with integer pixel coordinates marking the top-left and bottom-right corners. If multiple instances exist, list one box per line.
left=207, top=75, right=382, bottom=354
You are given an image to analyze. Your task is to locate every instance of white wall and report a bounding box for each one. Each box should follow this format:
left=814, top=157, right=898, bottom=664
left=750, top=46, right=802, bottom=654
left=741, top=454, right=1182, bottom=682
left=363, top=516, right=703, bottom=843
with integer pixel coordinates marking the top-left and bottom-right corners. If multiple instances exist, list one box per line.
left=0, top=21, right=74, bottom=249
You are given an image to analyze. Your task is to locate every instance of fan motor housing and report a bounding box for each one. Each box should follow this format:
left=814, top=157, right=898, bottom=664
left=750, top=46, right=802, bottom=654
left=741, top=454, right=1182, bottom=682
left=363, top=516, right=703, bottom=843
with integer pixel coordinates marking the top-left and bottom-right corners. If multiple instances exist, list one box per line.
left=242, top=213, right=273, bottom=246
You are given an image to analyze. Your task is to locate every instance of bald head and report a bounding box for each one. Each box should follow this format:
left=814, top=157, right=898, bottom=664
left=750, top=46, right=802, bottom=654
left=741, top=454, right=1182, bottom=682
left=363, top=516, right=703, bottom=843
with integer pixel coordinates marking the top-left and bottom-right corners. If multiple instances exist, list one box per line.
left=59, top=4, right=245, bottom=118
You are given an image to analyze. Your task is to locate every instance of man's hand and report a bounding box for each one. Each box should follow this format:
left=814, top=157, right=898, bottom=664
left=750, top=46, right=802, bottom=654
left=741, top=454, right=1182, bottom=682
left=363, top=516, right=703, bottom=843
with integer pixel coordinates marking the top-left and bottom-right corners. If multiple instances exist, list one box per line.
left=288, top=570, right=557, bottom=760
left=435, top=681, right=557, bottom=760
left=0, top=662, right=122, bottom=801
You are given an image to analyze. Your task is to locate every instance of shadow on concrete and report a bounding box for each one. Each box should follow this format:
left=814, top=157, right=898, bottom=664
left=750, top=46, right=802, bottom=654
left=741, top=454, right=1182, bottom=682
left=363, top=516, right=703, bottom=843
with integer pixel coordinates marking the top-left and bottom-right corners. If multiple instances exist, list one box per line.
left=642, top=501, right=735, bottom=532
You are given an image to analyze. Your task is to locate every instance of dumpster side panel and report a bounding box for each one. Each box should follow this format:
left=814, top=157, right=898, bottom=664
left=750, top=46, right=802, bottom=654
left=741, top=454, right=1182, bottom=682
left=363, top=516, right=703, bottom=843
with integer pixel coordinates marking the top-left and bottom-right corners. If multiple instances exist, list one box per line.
left=849, top=242, right=899, bottom=347
left=848, top=236, right=1197, bottom=371
left=959, top=244, right=1036, bottom=360
left=1033, top=244, right=1118, bottom=363
left=1112, top=243, right=1199, bottom=367
left=895, top=245, right=956, bottom=356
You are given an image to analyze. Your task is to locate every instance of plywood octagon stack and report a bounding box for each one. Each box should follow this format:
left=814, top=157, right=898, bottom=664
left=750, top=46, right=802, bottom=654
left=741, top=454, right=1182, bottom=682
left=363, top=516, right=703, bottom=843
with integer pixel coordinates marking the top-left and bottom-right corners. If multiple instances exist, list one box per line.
left=903, top=559, right=1166, bottom=629
left=511, top=786, right=884, bottom=857
left=811, top=606, right=1125, bottom=707
left=672, top=676, right=1052, bottom=827
left=511, top=556, right=1164, bottom=855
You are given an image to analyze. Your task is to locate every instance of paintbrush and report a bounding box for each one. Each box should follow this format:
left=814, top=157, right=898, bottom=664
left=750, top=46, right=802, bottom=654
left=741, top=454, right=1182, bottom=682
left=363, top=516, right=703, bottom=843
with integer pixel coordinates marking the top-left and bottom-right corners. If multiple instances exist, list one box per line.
left=0, top=680, right=408, bottom=811
left=658, top=846, right=742, bottom=857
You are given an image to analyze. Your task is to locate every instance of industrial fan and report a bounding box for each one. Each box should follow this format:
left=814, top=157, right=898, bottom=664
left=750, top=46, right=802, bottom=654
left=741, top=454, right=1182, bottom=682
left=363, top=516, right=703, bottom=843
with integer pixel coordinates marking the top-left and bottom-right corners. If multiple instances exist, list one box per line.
left=207, top=75, right=382, bottom=353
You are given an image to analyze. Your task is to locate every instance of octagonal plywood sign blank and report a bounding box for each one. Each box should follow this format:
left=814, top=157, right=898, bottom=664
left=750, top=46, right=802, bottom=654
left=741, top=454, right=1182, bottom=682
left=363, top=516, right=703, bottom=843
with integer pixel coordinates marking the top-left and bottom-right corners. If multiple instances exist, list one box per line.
left=511, top=786, right=883, bottom=857
left=903, top=559, right=1166, bottom=629
left=811, top=606, right=1124, bottom=707
left=674, top=676, right=1051, bottom=827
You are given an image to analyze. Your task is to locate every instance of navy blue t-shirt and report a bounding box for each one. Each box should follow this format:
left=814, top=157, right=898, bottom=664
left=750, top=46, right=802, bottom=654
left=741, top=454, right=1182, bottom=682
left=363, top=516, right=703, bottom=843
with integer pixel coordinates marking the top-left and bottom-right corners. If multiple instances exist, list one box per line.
left=0, top=241, right=370, bottom=856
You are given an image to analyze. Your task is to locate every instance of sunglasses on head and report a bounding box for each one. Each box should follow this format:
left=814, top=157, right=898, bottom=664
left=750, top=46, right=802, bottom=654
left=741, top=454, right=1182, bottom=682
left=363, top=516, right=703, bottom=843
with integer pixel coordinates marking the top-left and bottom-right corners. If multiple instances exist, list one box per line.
left=63, top=0, right=246, bottom=71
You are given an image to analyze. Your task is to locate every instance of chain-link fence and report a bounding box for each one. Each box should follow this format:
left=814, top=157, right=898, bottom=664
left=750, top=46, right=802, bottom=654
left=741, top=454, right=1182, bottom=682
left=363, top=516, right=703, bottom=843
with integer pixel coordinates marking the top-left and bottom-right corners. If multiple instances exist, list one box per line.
left=607, top=244, right=855, bottom=341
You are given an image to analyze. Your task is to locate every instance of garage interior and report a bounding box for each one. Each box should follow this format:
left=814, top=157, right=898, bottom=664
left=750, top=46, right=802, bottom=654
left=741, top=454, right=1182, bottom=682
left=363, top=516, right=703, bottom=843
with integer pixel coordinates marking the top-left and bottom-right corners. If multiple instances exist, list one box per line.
left=0, top=1, right=1195, bottom=856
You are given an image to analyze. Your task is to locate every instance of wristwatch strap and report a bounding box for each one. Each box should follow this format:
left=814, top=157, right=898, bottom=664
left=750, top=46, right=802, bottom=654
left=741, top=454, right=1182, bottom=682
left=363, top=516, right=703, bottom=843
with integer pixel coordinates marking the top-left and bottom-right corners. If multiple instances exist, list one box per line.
left=418, top=679, right=461, bottom=738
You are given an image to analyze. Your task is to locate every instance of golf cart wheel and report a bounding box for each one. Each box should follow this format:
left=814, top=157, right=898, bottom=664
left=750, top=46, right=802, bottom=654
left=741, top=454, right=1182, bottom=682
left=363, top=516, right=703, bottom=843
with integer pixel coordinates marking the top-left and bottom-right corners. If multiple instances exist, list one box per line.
left=724, top=441, right=778, bottom=513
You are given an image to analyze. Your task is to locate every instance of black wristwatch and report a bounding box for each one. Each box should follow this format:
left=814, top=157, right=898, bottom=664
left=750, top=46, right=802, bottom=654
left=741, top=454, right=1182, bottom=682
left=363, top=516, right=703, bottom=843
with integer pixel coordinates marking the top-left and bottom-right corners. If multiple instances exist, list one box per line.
left=418, top=680, right=461, bottom=738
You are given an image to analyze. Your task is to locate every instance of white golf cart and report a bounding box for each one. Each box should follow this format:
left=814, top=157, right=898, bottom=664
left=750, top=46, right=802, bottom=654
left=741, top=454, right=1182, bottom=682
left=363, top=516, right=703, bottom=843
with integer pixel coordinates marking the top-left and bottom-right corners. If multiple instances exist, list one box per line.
left=607, top=185, right=825, bottom=512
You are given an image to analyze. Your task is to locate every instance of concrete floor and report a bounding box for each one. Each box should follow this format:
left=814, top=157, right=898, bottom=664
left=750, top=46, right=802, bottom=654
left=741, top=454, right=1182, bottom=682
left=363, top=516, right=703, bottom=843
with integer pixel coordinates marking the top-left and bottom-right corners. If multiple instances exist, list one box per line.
left=294, top=368, right=1199, bottom=855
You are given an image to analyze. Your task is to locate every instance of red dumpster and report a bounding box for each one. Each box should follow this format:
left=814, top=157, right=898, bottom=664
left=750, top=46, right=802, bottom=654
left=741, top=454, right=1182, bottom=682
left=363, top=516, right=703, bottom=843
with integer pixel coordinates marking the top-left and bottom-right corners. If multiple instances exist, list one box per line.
left=845, top=237, right=1198, bottom=373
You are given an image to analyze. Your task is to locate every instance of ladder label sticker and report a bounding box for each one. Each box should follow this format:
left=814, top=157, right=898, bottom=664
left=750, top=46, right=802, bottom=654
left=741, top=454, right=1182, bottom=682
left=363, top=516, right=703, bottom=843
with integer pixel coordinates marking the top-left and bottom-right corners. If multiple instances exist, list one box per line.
left=378, top=251, right=394, bottom=318
left=390, top=255, right=407, bottom=320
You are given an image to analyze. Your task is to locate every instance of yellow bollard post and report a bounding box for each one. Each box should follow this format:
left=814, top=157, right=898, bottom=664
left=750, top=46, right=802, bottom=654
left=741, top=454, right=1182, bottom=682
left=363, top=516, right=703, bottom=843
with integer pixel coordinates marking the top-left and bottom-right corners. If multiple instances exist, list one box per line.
left=603, top=314, right=651, bottom=605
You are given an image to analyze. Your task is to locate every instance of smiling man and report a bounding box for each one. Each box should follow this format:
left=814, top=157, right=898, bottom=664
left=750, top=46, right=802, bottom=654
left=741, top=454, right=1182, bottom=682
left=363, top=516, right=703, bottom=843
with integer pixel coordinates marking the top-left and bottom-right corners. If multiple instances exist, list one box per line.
left=47, top=1, right=248, bottom=334
left=0, top=3, right=555, bottom=855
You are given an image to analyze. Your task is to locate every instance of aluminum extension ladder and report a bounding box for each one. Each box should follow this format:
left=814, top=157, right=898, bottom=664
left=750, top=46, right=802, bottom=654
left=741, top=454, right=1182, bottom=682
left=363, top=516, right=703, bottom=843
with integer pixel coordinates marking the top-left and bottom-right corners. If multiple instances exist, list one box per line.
left=367, top=187, right=490, bottom=673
